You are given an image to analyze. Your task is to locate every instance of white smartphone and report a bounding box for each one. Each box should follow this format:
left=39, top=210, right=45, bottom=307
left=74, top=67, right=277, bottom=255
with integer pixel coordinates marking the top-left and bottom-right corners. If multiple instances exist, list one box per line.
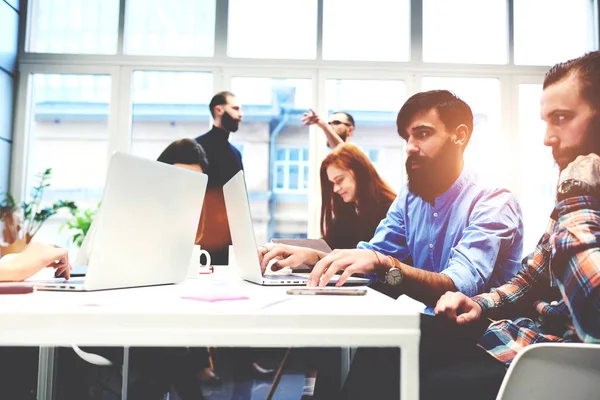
left=286, top=287, right=367, bottom=296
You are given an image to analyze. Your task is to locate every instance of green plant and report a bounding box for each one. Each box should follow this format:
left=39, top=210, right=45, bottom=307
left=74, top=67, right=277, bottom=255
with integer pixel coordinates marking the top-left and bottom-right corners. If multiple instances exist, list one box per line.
left=0, top=168, right=78, bottom=245
left=61, top=203, right=100, bottom=247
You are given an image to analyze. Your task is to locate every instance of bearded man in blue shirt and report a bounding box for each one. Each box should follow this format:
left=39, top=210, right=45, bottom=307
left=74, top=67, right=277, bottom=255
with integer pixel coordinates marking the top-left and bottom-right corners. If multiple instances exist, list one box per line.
left=260, top=89, right=524, bottom=305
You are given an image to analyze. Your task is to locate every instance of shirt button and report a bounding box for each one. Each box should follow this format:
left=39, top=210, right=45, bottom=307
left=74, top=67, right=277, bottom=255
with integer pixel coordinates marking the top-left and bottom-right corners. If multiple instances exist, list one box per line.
left=429, top=243, right=434, bottom=249
left=433, top=212, right=438, bottom=217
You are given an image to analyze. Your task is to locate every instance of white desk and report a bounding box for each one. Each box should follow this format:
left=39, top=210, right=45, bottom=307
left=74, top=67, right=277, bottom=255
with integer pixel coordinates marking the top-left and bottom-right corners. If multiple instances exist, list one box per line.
left=0, top=268, right=420, bottom=399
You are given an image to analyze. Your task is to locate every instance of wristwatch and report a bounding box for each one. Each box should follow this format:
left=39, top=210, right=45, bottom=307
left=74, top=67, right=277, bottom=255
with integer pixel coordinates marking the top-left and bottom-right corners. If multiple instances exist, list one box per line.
left=384, top=267, right=404, bottom=286
left=556, top=179, right=595, bottom=202
left=378, top=267, right=404, bottom=286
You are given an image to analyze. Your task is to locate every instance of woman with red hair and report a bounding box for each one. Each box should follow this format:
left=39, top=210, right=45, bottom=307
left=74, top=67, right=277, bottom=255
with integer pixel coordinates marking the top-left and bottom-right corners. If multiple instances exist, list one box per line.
left=320, top=143, right=396, bottom=249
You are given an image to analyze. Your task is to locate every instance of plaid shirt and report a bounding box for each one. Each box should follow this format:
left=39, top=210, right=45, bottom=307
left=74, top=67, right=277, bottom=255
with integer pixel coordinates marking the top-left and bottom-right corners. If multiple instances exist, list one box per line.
left=472, top=196, right=600, bottom=365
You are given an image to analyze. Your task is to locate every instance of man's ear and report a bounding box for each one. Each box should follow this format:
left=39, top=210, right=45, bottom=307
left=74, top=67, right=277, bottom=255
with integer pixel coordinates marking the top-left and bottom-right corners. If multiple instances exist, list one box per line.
left=453, top=124, right=469, bottom=147
left=214, top=105, right=224, bottom=117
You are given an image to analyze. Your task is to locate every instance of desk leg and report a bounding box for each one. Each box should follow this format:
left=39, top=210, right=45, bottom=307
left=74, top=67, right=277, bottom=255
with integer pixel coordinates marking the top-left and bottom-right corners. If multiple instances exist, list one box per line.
left=401, top=343, right=419, bottom=400
left=37, top=347, right=55, bottom=400
left=122, top=346, right=130, bottom=400
left=340, top=347, right=351, bottom=388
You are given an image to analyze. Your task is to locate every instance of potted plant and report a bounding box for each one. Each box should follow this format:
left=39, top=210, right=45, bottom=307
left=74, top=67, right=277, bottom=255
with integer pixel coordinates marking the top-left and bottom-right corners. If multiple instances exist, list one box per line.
left=61, top=203, right=100, bottom=247
left=0, top=168, right=77, bottom=255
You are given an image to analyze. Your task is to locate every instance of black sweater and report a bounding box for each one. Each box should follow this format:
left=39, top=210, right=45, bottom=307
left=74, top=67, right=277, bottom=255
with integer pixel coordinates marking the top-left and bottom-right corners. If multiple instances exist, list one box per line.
left=195, top=126, right=244, bottom=265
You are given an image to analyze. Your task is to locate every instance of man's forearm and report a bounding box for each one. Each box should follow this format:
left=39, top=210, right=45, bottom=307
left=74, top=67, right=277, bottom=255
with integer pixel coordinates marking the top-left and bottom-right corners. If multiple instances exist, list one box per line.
left=318, top=122, right=344, bottom=148
left=0, top=257, right=29, bottom=282
left=375, top=255, right=456, bottom=306
left=400, top=263, right=457, bottom=306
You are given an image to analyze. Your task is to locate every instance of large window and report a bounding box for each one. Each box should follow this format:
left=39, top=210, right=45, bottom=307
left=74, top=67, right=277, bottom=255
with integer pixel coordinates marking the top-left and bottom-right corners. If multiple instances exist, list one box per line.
left=274, top=148, right=309, bottom=193
left=28, top=0, right=119, bottom=54
left=323, top=0, right=410, bottom=62
left=365, top=148, right=380, bottom=165
left=423, top=0, right=508, bottom=64
left=422, top=77, right=504, bottom=188
left=15, top=0, right=600, bottom=246
left=517, top=83, right=558, bottom=252
left=24, top=73, right=111, bottom=246
left=227, top=0, right=318, bottom=59
left=325, top=79, right=407, bottom=191
left=124, top=0, right=216, bottom=56
left=231, top=76, right=313, bottom=241
left=130, top=71, right=213, bottom=160
left=514, top=0, right=597, bottom=66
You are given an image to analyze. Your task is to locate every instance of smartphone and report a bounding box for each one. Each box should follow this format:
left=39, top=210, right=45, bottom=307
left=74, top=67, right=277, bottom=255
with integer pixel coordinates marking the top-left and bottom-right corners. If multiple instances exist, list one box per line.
left=286, top=287, right=367, bottom=296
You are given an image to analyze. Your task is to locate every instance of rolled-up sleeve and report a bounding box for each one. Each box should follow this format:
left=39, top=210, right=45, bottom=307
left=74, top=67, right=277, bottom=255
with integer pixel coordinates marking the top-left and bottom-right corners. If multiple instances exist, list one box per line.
left=441, top=189, right=524, bottom=297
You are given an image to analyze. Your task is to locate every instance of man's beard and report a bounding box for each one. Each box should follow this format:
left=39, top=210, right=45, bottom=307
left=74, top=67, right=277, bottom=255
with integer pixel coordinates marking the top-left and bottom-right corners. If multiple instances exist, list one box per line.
left=406, top=139, right=458, bottom=203
left=222, top=111, right=240, bottom=133
left=554, top=114, right=600, bottom=171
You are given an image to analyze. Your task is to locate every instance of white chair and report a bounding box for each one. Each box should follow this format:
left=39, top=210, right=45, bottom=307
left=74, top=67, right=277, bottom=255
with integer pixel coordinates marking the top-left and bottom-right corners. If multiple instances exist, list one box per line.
left=496, top=343, right=600, bottom=400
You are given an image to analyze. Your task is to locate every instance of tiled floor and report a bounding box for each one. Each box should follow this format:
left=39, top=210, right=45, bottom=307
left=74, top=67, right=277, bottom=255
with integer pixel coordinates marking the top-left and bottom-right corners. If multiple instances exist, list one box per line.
left=191, top=373, right=307, bottom=400
left=89, top=356, right=311, bottom=400
left=173, top=356, right=311, bottom=400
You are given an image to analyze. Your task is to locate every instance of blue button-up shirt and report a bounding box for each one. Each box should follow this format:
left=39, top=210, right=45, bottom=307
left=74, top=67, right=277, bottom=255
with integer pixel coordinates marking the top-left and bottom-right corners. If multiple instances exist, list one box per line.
left=358, top=167, right=524, bottom=297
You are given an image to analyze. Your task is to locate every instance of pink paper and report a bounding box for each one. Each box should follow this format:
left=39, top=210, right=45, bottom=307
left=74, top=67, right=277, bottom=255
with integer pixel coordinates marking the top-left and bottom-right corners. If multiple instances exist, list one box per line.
left=181, top=294, right=249, bottom=303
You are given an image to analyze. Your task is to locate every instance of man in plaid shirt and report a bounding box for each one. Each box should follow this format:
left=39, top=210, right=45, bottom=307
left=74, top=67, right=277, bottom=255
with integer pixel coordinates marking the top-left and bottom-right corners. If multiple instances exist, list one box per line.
left=341, top=50, right=600, bottom=400
left=430, top=51, right=600, bottom=398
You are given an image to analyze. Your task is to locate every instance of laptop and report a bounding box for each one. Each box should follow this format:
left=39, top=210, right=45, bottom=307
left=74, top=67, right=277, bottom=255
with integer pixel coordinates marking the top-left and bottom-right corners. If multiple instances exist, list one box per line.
left=223, top=171, right=370, bottom=286
left=24, top=151, right=208, bottom=291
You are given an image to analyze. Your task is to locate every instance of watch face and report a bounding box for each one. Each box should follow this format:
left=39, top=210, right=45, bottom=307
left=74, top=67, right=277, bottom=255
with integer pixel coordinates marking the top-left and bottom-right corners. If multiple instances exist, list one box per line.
left=560, top=179, right=576, bottom=193
left=386, top=268, right=403, bottom=286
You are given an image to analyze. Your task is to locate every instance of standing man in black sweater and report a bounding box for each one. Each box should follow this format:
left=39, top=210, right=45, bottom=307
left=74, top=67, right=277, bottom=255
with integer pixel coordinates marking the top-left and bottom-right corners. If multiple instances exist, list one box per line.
left=194, top=92, right=275, bottom=378
left=195, top=91, right=244, bottom=266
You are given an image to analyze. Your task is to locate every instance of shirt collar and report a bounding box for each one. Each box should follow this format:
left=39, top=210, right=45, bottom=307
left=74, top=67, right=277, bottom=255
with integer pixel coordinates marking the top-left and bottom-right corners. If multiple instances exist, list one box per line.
left=208, top=125, right=230, bottom=141
left=432, top=166, right=472, bottom=208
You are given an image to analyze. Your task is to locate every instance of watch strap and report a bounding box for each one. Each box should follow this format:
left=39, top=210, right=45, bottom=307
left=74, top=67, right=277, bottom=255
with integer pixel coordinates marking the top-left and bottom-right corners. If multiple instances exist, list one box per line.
left=557, top=179, right=595, bottom=202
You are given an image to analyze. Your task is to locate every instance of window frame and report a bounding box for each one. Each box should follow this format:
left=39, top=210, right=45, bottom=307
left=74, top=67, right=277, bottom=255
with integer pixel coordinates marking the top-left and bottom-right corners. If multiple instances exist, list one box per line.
left=12, top=0, right=600, bottom=240
left=273, top=147, right=310, bottom=194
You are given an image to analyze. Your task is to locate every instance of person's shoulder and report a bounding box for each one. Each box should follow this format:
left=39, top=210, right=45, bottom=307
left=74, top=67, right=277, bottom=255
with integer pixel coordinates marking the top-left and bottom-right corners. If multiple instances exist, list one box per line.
left=195, top=127, right=215, bottom=142
left=395, top=184, right=413, bottom=206
left=381, top=185, right=409, bottom=214
left=446, top=168, right=519, bottom=218
left=467, top=182, right=521, bottom=217
left=397, top=184, right=409, bottom=199
left=382, top=196, right=395, bottom=210
left=230, top=143, right=242, bottom=155
left=195, top=132, right=209, bottom=143
left=460, top=167, right=517, bottom=200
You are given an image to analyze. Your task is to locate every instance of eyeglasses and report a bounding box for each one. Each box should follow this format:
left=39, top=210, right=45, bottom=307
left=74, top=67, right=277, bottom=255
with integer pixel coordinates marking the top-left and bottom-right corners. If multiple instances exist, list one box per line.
left=328, top=120, right=352, bottom=127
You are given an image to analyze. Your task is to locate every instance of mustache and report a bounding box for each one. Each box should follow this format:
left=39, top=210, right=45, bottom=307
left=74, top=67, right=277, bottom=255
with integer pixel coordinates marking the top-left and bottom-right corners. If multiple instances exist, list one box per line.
left=406, top=154, right=427, bottom=167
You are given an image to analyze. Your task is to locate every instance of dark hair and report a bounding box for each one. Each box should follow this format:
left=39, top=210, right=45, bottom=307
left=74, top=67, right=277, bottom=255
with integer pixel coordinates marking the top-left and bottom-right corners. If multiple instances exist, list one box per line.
left=544, top=50, right=600, bottom=112
left=331, top=111, right=355, bottom=127
left=157, top=138, right=209, bottom=173
left=320, top=143, right=396, bottom=239
left=396, top=90, right=474, bottom=147
left=209, top=91, right=235, bottom=118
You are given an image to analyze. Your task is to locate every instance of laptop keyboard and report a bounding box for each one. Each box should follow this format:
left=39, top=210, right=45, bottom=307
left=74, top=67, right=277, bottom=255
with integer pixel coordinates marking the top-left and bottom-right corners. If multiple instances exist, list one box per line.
left=33, top=277, right=85, bottom=285
left=263, top=275, right=308, bottom=281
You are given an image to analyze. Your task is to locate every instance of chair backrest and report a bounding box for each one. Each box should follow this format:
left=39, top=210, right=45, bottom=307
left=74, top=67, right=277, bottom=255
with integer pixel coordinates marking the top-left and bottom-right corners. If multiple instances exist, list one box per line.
left=496, top=343, right=600, bottom=400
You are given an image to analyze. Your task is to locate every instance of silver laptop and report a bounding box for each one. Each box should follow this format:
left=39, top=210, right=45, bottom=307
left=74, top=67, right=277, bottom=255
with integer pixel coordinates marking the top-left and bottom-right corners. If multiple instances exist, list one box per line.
left=29, top=151, right=208, bottom=291
left=223, top=171, right=369, bottom=286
